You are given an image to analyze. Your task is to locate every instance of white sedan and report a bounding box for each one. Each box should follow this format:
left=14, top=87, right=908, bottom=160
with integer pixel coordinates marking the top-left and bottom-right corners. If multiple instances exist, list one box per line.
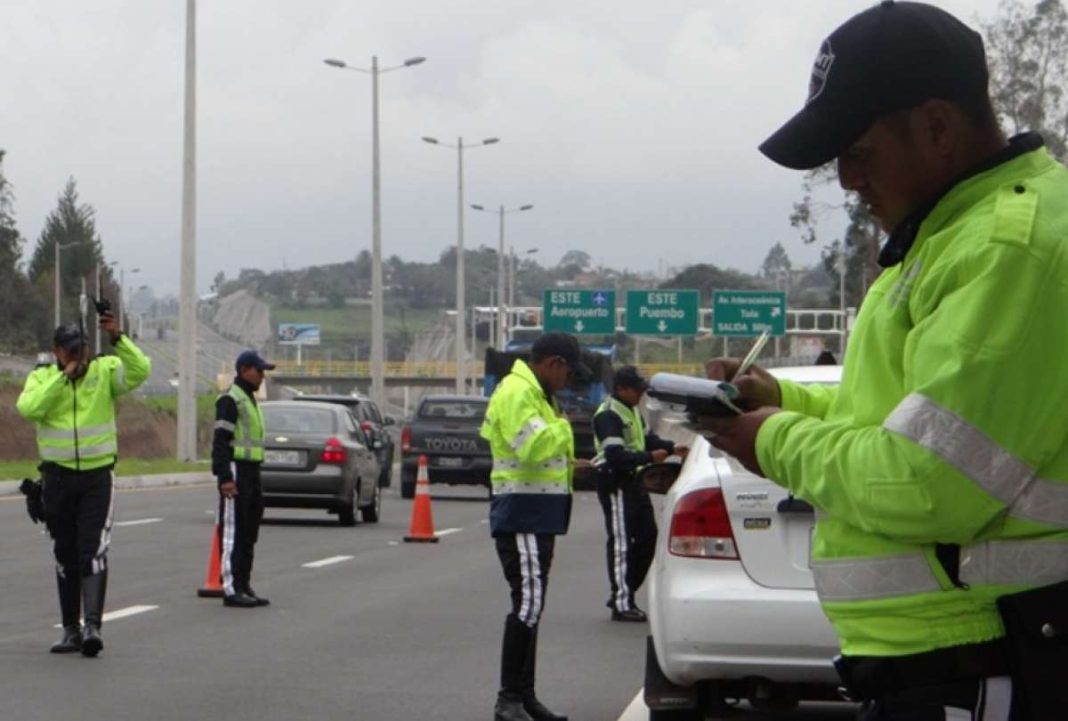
left=644, top=365, right=845, bottom=719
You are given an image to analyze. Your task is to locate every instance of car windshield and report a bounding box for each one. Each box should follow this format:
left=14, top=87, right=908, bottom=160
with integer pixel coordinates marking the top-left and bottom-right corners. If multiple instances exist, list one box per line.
left=263, top=407, right=337, bottom=435
left=418, top=401, right=487, bottom=420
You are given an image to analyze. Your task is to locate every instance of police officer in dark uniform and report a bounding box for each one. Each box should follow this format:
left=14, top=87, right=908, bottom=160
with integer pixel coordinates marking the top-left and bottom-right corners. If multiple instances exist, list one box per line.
left=211, top=350, right=274, bottom=608
left=592, top=366, right=687, bottom=621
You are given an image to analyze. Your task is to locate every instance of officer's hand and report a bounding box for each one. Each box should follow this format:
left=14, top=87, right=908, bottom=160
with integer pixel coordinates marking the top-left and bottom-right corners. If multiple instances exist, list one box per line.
left=98, top=311, right=121, bottom=343
left=219, top=481, right=238, bottom=498
left=705, top=357, right=781, bottom=410
left=63, top=359, right=87, bottom=380
left=698, top=407, right=780, bottom=477
left=649, top=449, right=670, bottom=463
left=673, top=445, right=689, bottom=459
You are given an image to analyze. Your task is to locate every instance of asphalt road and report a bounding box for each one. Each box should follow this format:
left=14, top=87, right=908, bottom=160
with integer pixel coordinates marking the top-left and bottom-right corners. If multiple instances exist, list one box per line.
left=0, top=482, right=857, bottom=721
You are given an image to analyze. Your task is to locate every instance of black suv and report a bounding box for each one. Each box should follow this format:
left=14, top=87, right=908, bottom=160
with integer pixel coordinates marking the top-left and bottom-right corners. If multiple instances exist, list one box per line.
left=295, top=394, right=396, bottom=488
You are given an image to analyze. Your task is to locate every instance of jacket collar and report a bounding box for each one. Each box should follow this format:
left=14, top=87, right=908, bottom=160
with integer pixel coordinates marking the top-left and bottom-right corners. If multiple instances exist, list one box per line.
left=878, top=132, right=1045, bottom=268
left=513, top=359, right=552, bottom=402
left=232, top=376, right=259, bottom=402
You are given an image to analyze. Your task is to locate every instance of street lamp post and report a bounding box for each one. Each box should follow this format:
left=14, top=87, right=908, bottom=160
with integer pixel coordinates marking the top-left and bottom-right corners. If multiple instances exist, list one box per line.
left=423, top=136, right=499, bottom=393
left=509, top=246, right=538, bottom=310
left=54, top=240, right=86, bottom=328
left=325, top=54, right=425, bottom=410
left=471, top=203, right=533, bottom=348
left=120, top=267, right=141, bottom=333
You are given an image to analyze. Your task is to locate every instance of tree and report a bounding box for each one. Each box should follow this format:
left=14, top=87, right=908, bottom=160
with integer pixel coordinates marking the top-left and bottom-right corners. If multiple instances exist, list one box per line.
left=27, top=178, right=108, bottom=323
left=984, top=0, right=1068, bottom=160
left=761, top=242, right=792, bottom=281
left=557, top=249, right=591, bottom=272
left=0, top=151, right=45, bottom=351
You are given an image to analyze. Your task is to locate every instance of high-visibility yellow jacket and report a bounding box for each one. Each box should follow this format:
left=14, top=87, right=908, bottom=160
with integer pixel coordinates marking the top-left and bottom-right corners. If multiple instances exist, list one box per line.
left=17, top=336, right=152, bottom=471
left=481, top=359, right=574, bottom=535
left=756, top=136, right=1068, bottom=657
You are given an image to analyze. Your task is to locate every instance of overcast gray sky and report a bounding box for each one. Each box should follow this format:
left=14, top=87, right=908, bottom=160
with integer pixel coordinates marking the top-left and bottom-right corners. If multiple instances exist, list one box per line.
left=2, top=0, right=1003, bottom=297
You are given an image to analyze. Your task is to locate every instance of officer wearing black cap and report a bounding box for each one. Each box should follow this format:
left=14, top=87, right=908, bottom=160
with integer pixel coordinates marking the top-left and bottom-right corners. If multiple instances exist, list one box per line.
left=211, top=350, right=275, bottom=608
left=481, top=331, right=590, bottom=721
left=703, top=2, right=1068, bottom=719
left=16, top=312, right=151, bottom=656
left=591, top=366, right=686, bottom=622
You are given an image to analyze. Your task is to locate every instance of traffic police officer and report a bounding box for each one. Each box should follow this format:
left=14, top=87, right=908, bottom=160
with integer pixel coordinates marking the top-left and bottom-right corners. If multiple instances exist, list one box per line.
left=481, top=332, right=587, bottom=721
left=211, top=350, right=274, bottom=608
left=17, top=311, right=151, bottom=656
left=706, top=3, right=1068, bottom=718
left=592, top=366, right=686, bottom=622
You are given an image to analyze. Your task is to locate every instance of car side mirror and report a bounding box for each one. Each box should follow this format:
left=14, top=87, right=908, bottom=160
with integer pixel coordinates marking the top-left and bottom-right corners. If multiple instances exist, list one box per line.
left=383, top=416, right=396, bottom=426
left=638, top=462, right=682, bottom=495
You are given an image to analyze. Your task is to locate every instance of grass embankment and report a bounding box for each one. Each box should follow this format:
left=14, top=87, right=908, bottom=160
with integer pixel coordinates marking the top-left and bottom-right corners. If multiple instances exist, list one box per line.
left=0, top=458, right=209, bottom=481
left=271, top=304, right=441, bottom=341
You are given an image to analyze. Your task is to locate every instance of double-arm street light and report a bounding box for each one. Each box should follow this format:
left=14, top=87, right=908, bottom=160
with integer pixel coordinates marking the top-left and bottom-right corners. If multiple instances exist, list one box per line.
left=325, top=54, right=426, bottom=408
left=422, top=136, right=499, bottom=393
left=470, top=203, right=534, bottom=348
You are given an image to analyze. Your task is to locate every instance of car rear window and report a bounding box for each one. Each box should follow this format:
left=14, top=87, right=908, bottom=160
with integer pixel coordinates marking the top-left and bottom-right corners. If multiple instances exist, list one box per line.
left=418, top=400, right=487, bottom=420
left=263, top=407, right=337, bottom=434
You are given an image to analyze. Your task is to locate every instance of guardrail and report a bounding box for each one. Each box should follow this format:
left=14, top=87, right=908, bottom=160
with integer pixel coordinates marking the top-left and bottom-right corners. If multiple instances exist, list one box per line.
left=270, top=360, right=719, bottom=379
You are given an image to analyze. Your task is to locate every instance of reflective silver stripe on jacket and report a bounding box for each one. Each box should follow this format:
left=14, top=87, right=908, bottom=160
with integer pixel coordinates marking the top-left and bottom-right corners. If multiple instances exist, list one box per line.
left=114, top=364, right=128, bottom=392
left=884, top=393, right=1068, bottom=527
left=599, top=436, right=624, bottom=448
left=37, top=422, right=117, bottom=440
left=493, top=457, right=568, bottom=473
left=214, top=420, right=236, bottom=433
left=811, top=553, right=942, bottom=602
left=493, top=481, right=570, bottom=495
left=511, top=418, right=548, bottom=452
left=40, top=441, right=119, bottom=461
left=812, top=540, right=1068, bottom=602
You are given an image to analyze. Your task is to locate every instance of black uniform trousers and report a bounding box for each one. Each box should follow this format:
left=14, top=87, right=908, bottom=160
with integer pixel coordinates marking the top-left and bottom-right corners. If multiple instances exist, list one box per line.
left=855, top=676, right=1017, bottom=720
left=596, top=476, right=656, bottom=612
left=495, top=533, right=556, bottom=702
left=42, top=466, right=114, bottom=627
left=218, top=461, right=264, bottom=597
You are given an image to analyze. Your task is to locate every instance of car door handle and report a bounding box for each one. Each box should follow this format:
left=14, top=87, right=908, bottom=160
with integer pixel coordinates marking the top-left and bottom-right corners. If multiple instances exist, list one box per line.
left=776, top=497, right=814, bottom=514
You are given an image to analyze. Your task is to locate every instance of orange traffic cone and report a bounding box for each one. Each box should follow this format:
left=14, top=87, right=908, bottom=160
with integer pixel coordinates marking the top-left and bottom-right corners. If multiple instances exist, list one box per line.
left=197, top=522, right=225, bottom=597
left=404, top=455, right=439, bottom=543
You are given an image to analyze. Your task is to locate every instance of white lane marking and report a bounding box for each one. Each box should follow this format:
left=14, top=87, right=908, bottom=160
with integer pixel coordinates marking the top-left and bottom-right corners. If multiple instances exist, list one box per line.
left=479, top=519, right=489, bottom=525
left=617, top=690, right=646, bottom=721
left=387, top=541, right=399, bottom=546
left=435, top=528, right=463, bottom=537
left=114, top=518, right=163, bottom=527
left=54, top=605, right=159, bottom=628
left=302, top=555, right=354, bottom=569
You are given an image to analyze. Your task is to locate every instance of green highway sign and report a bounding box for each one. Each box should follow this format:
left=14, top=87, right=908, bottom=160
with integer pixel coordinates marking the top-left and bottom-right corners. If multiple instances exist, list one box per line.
left=625, top=290, right=699, bottom=335
left=713, top=290, right=787, bottom=337
left=543, top=289, right=616, bottom=334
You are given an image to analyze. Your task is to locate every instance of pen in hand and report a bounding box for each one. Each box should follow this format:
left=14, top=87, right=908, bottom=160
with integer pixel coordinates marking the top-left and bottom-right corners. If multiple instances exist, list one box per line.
left=732, top=329, right=772, bottom=384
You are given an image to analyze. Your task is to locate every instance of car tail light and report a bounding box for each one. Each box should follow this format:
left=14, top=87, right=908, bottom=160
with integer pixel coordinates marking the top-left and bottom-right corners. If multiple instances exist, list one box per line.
left=320, top=437, right=347, bottom=464
left=400, top=425, right=412, bottom=453
left=360, top=420, right=374, bottom=435
left=668, top=488, right=738, bottom=559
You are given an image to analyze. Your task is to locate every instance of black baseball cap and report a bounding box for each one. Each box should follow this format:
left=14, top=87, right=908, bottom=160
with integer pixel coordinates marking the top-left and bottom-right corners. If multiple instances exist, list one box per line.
left=759, top=1, right=989, bottom=170
left=531, top=332, right=592, bottom=382
left=53, top=324, right=86, bottom=351
left=235, top=349, right=275, bottom=372
left=613, top=365, right=648, bottom=391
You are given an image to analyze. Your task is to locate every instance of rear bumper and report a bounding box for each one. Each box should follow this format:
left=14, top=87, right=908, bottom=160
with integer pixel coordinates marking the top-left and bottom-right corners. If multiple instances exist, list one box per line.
left=649, top=556, right=840, bottom=687
left=401, top=453, right=492, bottom=486
left=262, top=465, right=347, bottom=507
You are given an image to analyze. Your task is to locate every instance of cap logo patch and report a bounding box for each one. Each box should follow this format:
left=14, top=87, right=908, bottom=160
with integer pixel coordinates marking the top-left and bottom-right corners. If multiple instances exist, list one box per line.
left=807, top=39, right=835, bottom=104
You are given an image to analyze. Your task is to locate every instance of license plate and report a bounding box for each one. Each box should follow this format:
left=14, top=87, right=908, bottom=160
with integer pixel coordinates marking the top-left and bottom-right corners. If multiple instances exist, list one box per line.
left=437, top=457, right=464, bottom=468
left=265, top=449, right=301, bottom=465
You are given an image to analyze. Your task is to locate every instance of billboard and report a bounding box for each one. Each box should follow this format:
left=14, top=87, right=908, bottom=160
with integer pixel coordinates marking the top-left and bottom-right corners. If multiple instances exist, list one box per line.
left=277, top=323, right=321, bottom=346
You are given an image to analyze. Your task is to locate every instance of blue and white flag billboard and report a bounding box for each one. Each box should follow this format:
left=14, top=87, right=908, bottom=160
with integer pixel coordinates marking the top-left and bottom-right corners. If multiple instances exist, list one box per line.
left=278, top=323, right=321, bottom=346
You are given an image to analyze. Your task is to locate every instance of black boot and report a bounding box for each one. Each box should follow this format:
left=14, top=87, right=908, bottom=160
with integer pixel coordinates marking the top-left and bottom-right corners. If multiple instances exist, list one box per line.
left=50, top=570, right=82, bottom=653
left=497, top=615, right=535, bottom=720
left=223, top=592, right=258, bottom=608
left=80, top=571, right=106, bottom=657
left=243, top=585, right=270, bottom=606
left=521, top=626, right=568, bottom=721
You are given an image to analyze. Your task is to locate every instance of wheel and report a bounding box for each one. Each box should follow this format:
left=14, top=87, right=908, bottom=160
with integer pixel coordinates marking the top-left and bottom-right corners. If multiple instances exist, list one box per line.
left=361, top=481, right=381, bottom=523
left=400, top=466, right=416, bottom=499
left=338, top=479, right=358, bottom=526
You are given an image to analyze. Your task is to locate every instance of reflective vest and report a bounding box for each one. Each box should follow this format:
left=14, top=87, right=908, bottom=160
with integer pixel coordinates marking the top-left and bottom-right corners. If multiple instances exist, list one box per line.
left=591, top=396, right=646, bottom=471
left=481, top=359, right=574, bottom=535
left=755, top=143, right=1068, bottom=657
left=222, top=384, right=264, bottom=463
left=16, top=336, right=152, bottom=471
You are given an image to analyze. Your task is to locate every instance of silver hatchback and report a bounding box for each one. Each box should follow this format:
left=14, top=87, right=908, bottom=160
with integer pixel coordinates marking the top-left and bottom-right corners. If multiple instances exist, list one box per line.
left=260, top=401, right=381, bottom=526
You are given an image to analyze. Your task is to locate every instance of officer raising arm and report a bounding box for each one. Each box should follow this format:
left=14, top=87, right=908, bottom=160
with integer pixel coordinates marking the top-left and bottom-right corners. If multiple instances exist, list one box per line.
left=592, top=366, right=686, bottom=622
left=211, top=350, right=274, bottom=609
left=17, top=311, right=151, bottom=657
left=703, top=3, right=1068, bottom=719
left=481, top=332, right=586, bottom=721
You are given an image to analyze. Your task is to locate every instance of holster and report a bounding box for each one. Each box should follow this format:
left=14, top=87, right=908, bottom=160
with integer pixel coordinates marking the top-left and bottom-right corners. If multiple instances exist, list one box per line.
left=996, top=579, right=1068, bottom=718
